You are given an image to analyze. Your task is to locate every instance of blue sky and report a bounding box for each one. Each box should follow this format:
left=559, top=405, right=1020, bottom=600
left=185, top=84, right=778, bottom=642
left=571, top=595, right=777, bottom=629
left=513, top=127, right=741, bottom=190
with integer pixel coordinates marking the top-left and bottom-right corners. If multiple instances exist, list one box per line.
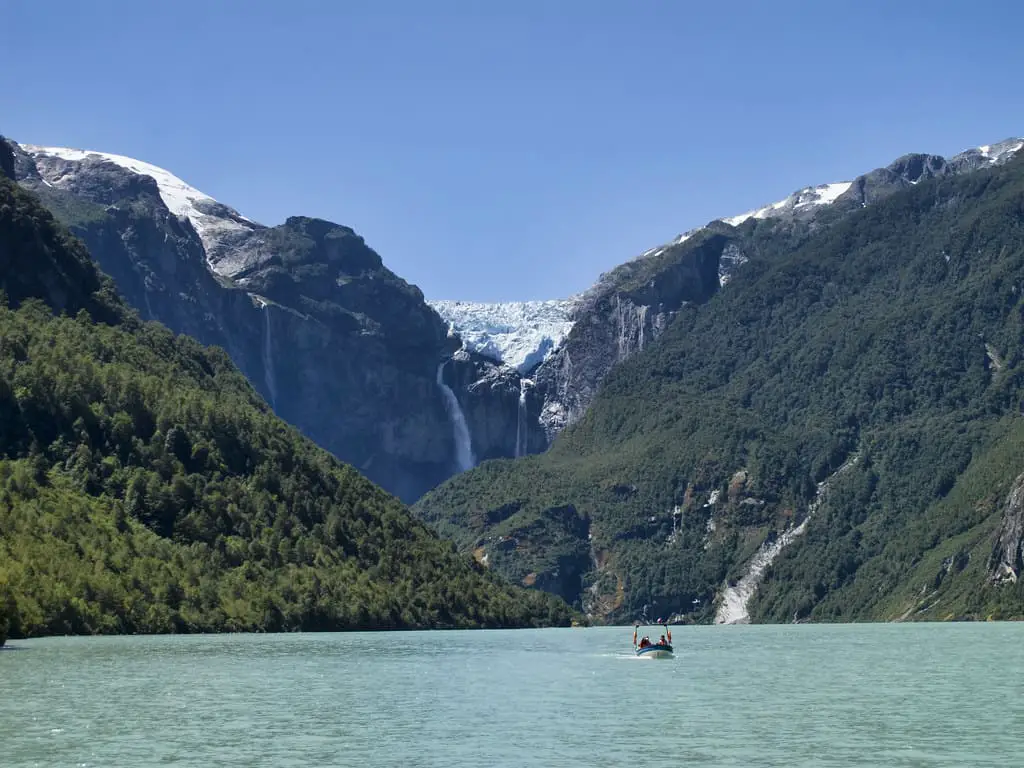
left=4, top=0, right=1023, bottom=301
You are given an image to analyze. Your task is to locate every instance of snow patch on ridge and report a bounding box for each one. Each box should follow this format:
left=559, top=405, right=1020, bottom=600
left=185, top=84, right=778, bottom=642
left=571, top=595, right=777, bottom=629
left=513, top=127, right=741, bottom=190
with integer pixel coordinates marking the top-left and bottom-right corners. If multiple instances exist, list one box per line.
left=430, top=299, right=577, bottom=373
left=958, top=138, right=1023, bottom=166
left=722, top=181, right=854, bottom=227
left=19, top=145, right=260, bottom=260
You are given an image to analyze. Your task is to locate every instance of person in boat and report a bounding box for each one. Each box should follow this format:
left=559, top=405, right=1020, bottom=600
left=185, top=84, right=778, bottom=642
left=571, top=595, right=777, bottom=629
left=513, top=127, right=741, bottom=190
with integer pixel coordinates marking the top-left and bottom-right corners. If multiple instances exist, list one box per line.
left=659, top=634, right=667, bottom=646
left=634, top=625, right=649, bottom=649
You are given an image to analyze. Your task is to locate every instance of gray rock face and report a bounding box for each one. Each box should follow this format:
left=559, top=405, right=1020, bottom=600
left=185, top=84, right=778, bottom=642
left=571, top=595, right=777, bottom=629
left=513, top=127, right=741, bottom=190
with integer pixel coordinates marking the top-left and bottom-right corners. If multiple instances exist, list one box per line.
left=532, top=231, right=729, bottom=438
left=839, top=140, right=1023, bottom=209
left=991, top=472, right=1024, bottom=584
left=840, top=153, right=953, bottom=207
left=11, top=143, right=461, bottom=502
left=444, top=351, right=547, bottom=461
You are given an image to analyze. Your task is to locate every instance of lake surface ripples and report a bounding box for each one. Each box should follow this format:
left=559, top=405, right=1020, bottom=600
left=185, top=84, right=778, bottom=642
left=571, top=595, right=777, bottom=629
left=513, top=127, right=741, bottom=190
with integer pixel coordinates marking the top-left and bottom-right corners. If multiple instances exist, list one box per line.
left=2, top=623, right=1022, bottom=766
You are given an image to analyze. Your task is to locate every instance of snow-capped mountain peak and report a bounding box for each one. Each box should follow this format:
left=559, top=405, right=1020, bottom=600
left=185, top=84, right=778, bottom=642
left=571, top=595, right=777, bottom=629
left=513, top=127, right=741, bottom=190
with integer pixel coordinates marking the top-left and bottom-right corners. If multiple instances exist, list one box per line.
left=19, top=145, right=260, bottom=262
left=429, top=299, right=578, bottom=373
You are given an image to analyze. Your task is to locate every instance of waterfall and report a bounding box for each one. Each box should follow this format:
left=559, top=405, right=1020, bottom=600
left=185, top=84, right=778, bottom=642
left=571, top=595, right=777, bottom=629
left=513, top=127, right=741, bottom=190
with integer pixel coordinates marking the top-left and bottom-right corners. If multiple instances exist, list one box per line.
left=436, top=361, right=475, bottom=472
left=714, top=453, right=861, bottom=625
left=515, top=379, right=529, bottom=458
left=142, top=290, right=155, bottom=322
left=261, top=302, right=278, bottom=410
left=615, top=296, right=650, bottom=357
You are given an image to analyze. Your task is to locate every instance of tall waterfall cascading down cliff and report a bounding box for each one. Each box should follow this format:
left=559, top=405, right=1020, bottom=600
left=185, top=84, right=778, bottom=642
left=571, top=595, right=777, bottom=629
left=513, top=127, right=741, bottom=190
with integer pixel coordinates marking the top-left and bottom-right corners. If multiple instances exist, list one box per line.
left=515, top=378, right=531, bottom=458
left=437, top=361, right=476, bottom=472
left=260, top=300, right=278, bottom=410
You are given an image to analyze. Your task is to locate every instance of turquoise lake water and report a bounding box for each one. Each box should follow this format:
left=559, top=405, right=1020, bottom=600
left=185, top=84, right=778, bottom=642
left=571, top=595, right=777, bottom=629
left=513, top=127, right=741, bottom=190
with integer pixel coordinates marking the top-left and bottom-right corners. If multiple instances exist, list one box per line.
left=2, top=623, right=1022, bottom=766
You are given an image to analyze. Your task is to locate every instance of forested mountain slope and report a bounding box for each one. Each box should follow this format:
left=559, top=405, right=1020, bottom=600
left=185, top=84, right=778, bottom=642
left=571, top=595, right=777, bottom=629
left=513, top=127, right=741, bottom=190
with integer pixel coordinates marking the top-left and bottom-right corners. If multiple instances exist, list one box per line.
left=0, top=137, right=571, bottom=642
left=415, top=150, right=1024, bottom=623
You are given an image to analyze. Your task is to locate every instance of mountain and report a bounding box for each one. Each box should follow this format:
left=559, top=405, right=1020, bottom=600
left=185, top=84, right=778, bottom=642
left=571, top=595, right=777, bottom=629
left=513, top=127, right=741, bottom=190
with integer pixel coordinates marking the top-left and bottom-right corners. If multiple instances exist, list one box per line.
left=442, top=139, right=1024, bottom=444
left=10, top=137, right=712, bottom=497
left=6, top=138, right=962, bottom=510
left=0, top=136, right=572, bottom=641
left=12, top=131, right=1023, bottom=519
left=414, top=138, right=1024, bottom=622
left=10, top=143, right=497, bottom=502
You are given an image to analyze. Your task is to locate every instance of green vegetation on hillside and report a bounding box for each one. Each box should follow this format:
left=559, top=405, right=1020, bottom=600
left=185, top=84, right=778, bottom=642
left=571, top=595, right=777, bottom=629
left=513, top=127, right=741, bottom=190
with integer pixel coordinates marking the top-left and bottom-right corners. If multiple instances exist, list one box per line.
left=0, top=159, right=572, bottom=639
left=416, top=153, right=1024, bottom=623
left=755, top=416, right=1024, bottom=622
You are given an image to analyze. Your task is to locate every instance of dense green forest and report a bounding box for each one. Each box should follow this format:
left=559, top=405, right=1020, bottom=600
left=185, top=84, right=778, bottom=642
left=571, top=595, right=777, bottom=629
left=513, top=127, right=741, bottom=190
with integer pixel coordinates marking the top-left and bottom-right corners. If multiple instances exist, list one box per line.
left=0, top=141, right=572, bottom=642
left=416, top=152, right=1024, bottom=623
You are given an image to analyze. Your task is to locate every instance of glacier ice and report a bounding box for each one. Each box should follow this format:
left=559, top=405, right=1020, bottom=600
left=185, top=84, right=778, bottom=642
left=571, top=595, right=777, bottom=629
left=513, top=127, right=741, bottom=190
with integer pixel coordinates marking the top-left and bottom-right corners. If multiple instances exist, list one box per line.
left=429, top=299, right=577, bottom=373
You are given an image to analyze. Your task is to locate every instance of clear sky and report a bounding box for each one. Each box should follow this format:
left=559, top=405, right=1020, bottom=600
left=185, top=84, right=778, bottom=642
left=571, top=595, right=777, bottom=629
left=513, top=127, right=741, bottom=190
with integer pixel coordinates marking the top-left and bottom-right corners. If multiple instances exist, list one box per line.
left=4, top=1, right=1023, bottom=301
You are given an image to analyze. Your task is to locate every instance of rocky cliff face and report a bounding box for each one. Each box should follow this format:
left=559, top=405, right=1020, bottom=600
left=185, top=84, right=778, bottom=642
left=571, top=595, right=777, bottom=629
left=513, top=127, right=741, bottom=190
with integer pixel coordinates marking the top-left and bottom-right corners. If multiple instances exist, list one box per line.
left=13, top=146, right=261, bottom=362
left=531, top=230, right=729, bottom=438
left=1, top=141, right=123, bottom=325
left=840, top=142, right=1022, bottom=209
left=442, top=350, right=547, bottom=461
left=11, top=143, right=462, bottom=502
left=430, top=232, right=734, bottom=451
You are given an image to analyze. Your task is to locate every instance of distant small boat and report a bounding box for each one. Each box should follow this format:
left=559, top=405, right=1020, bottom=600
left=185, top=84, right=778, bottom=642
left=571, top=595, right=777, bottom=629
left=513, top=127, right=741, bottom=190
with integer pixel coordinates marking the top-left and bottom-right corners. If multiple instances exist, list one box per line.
left=633, top=622, right=674, bottom=659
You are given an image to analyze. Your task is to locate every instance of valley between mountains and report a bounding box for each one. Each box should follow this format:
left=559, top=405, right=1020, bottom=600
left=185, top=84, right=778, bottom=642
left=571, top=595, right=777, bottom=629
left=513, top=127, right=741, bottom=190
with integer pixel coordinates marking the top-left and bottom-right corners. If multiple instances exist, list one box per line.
left=3, top=130, right=1024, bottom=641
